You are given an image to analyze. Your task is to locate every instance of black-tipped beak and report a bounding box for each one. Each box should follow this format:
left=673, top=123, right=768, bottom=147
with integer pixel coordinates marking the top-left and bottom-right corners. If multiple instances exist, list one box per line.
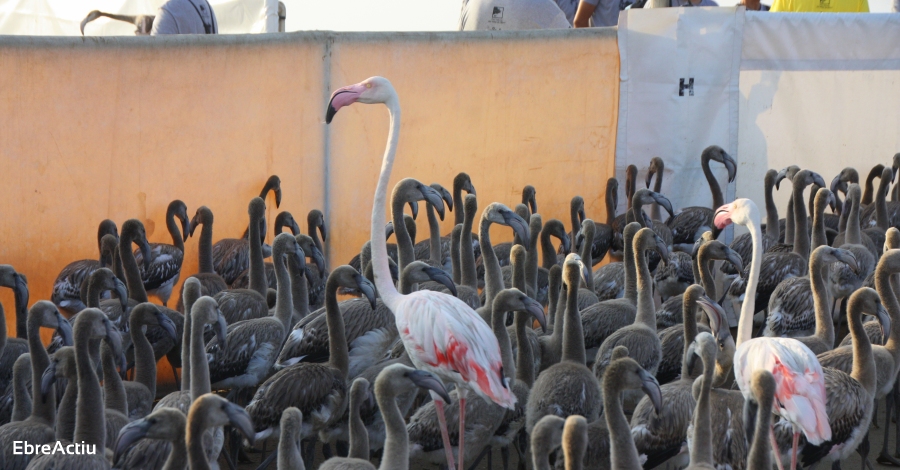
left=57, top=315, right=74, bottom=347
left=579, top=260, right=591, bottom=286
left=697, top=296, right=729, bottom=341
left=225, top=402, right=256, bottom=446
left=686, top=342, right=700, bottom=376
left=529, top=198, right=537, bottom=215
left=158, top=312, right=178, bottom=340
left=41, top=362, right=57, bottom=401
left=575, top=231, right=585, bottom=253
left=357, top=275, right=377, bottom=309
left=655, top=237, right=670, bottom=264
left=292, top=246, right=307, bottom=274
left=14, top=274, right=28, bottom=312
left=424, top=266, right=457, bottom=297
left=830, top=173, right=844, bottom=195
left=645, top=170, right=653, bottom=189
left=524, top=297, right=547, bottom=332
left=560, top=231, right=571, bottom=254
left=115, top=279, right=128, bottom=310
left=312, top=248, right=326, bottom=274
left=827, top=193, right=837, bottom=213
left=691, top=238, right=703, bottom=259
left=409, top=369, right=451, bottom=404
left=289, top=219, right=301, bottom=236
left=835, top=249, right=859, bottom=274
left=189, top=213, right=200, bottom=237
left=439, top=187, right=453, bottom=213
left=811, top=172, right=826, bottom=190
left=319, top=224, right=327, bottom=242
left=215, top=311, right=228, bottom=349
left=654, top=194, right=675, bottom=218
left=724, top=153, right=737, bottom=183
left=877, top=304, right=891, bottom=346
left=139, top=239, right=153, bottom=270
left=388, top=258, right=400, bottom=282
left=724, top=248, right=744, bottom=275
left=274, top=188, right=282, bottom=209
left=114, top=418, right=152, bottom=464
left=421, top=185, right=446, bottom=221
left=502, top=210, right=530, bottom=248
left=408, top=201, right=419, bottom=219
left=384, top=221, right=395, bottom=239
left=775, top=168, right=788, bottom=190
left=326, top=102, right=338, bottom=124
left=640, top=369, right=663, bottom=415
left=181, top=213, right=191, bottom=243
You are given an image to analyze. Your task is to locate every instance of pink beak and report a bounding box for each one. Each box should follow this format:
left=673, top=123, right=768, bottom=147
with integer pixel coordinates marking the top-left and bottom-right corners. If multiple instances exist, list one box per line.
left=713, top=203, right=733, bottom=229
left=326, top=83, right=367, bottom=124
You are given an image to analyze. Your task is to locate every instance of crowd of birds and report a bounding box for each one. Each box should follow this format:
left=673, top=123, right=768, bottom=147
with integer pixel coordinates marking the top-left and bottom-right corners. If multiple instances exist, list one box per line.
left=1, top=76, right=900, bottom=470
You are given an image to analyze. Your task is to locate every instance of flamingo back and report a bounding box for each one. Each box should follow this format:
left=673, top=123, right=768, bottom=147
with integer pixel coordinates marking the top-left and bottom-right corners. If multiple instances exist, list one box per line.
left=734, top=337, right=831, bottom=445
left=395, top=290, right=516, bottom=409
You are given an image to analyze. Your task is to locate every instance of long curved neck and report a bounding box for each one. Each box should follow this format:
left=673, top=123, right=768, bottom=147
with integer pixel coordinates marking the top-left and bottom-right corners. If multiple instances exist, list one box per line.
left=278, top=427, right=305, bottom=470
left=181, top=299, right=192, bottom=392
left=702, top=154, right=724, bottom=209
left=348, top=399, right=370, bottom=460
left=697, top=253, right=716, bottom=300
left=378, top=385, right=409, bottom=470
left=623, top=231, right=637, bottom=304
left=461, top=207, right=477, bottom=290
left=848, top=303, right=876, bottom=394
left=540, top=226, right=558, bottom=270
left=86, top=278, right=104, bottom=308
left=190, top=315, right=211, bottom=400
left=876, top=259, right=900, bottom=363
left=199, top=218, right=215, bottom=273
left=248, top=211, right=268, bottom=298
left=101, top=345, right=128, bottom=414
left=651, top=173, right=663, bottom=221
left=877, top=172, right=891, bottom=230
left=811, top=194, right=828, bottom=251
left=547, top=268, right=562, bottom=340
left=74, top=333, right=105, bottom=448
left=515, top=306, right=535, bottom=387
left=765, top=176, right=779, bottom=239
left=11, top=355, right=31, bottom=422
left=166, top=207, right=185, bottom=252
left=846, top=189, right=863, bottom=245
left=562, top=276, right=586, bottom=364
left=569, top=205, right=581, bottom=248
left=451, top=225, right=462, bottom=285
left=426, top=204, right=442, bottom=265
left=187, top=413, right=213, bottom=470
left=14, top=285, right=27, bottom=340
left=289, top=256, right=309, bottom=320
left=680, top=300, right=699, bottom=379
left=747, top=393, right=773, bottom=470
left=163, top=429, right=188, bottom=470
left=132, top=317, right=157, bottom=398
left=784, top=197, right=795, bottom=244
left=27, top=315, right=55, bottom=423
left=121, top=235, right=149, bottom=302
left=370, top=101, right=403, bottom=311
left=634, top=237, right=656, bottom=329
left=863, top=169, right=878, bottom=206
left=493, top=304, right=516, bottom=382
left=809, top=252, right=834, bottom=347
left=738, top=218, right=763, bottom=346
left=325, top=277, right=349, bottom=379
left=525, top=216, right=541, bottom=295
left=689, top=369, right=714, bottom=467
left=792, top=178, right=810, bottom=259
left=480, top=218, right=504, bottom=308
left=57, top=369, right=77, bottom=441
left=273, top=250, right=294, bottom=334
left=453, top=186, right=465, bottom=226
left=605, top=379, right=642, bottom=469
left=579, top=228, right=594, bottom=291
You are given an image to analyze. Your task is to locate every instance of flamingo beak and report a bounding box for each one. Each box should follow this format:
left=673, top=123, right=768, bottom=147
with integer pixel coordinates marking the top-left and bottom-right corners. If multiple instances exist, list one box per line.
left=408, top=201, right=419, bottom=219
left=215, top=311, right=228, bottom=350
left=524, top=297, right=547, bottom=332
left=114, top=418, right=152, bottom=464
left=830, top=173, right=845, bottom=195
left=56, top=314, right=74, bottom=347
left=357, top=275, right=377, bottom=310
left=775, top=168, right=789, bottom=190
left=834, top=249, right=859, bottom=274
left=502, top=210, right=530, bottom=248
left=311, top=247, right=326, bottom=274
left=181, top=212, right=191, bottom=243
left=723, top=153, right=737, bottom=183
left=319, top=223, right=327, bottom=242
left=114, top=279, right=128, bottom=310
left=424, top=266, right=457, bottom=297
left=654, top=193, right=675, bottom=219
left=724, top=248, right=744, bottom=275
left=811, top=172, right=826, bottom=190
left=421, top=185, right=446, bottom=221
left=157, top=311, right=178, bottom=341
left=104, top=320, right=124, bottom=362
left=713, top=204, right=734, bottom=230
left=640, top=369, right=663, bottom=416
left=408, top=370, right=452, bottom=404
left=225, top=401, right=256, bottom=446
left=645, top=169, right=653, bottom=189
left=439, top=187, right=454, bottom=213
left=325, top=83, right=366, bottom=124
left=274, top=187, right=283, bottom=209
left=41, top=362, right=57, bottom=402
left=876, top=304, right=891, bottom=346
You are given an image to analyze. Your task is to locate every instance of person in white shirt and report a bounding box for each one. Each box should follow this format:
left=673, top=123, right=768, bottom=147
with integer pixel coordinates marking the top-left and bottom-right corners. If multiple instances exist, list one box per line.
left=459, top=0, right=572, bottom=30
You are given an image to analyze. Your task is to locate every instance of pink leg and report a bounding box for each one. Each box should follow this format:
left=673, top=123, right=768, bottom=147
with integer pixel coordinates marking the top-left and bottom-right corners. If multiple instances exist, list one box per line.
left=770, top=426, right=786, bottom=470
left=790, top=431, right=800, bottom=470
left=458, top=388, right=468, bottom=470
left=433, top=392, right=456, bottom=470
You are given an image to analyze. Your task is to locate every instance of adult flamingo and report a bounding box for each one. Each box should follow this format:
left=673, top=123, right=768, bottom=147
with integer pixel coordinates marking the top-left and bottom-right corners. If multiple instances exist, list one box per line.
left=714, top=198, right=831, bottom=470
left=326, top=76, right=515, bottom=470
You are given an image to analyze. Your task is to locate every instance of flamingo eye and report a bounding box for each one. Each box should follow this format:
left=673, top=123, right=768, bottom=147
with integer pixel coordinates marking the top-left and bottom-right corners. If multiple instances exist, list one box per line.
left=365, top=83, right=373, bottom=89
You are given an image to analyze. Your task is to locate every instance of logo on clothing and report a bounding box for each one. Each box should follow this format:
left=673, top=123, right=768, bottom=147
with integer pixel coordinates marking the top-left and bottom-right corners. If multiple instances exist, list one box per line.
left=492, top=7, right=504, bottom=18
left=818, top=0, right=831, bottom=7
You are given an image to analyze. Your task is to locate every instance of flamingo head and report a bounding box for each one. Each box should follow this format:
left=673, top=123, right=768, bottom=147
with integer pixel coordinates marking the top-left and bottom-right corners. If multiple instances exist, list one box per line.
left=646, top=157, right=664, bottom=188
left=774, top=165, right=800, bottom=190
left=686, top=331, right=718, bottom=382
left=326, top=76, right=396, bottom=124
left=714, top=198, right=759, bottom=230
left=563, top=253, right=590, bottom=288
left=484, top=203, right=529, bottom=247
left=849, top=287, right=891, bottom=346
left=115, top=409, right=186, bottom=465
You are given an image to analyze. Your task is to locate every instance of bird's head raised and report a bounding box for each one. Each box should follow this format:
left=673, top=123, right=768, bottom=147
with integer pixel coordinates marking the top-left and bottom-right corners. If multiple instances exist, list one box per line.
left=326, top=76, right=396, bottom=124
left=714, top=198, right=759, bottom=230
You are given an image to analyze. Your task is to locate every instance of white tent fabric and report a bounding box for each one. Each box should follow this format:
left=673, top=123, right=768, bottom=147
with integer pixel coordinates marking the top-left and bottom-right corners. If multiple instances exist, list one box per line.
left=0, top=0, right=279, bottom=35
left=615, top=7, right=742, bottom=225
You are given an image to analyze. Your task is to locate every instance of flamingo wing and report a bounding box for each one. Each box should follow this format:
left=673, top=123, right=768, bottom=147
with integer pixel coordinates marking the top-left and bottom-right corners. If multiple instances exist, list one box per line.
left=397, top=290, right=516, bottom=409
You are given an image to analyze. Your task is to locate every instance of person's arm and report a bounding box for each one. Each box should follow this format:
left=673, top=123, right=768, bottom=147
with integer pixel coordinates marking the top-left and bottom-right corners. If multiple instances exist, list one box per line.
left=150, top=6, right=179, bottom=35
left=573, top=0, right=597, bottom=28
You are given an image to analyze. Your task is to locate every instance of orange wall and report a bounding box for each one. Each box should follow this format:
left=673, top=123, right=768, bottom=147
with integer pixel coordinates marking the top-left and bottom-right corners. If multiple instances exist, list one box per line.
left=0, top=30, right=619, bottom=352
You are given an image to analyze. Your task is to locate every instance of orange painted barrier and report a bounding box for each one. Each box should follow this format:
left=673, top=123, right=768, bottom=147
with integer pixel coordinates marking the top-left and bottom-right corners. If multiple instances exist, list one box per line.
left=0, top=29, right=619, bottom=383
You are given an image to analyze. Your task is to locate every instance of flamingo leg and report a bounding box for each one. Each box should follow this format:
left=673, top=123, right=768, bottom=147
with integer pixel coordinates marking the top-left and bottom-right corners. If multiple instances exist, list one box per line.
left=458, top=388, right=468, bottom=470
left=791, top=431, right=800, bottom=470
left=770, top=425, right=786, bottom=470
left=433, top=391, right=456, bottom=470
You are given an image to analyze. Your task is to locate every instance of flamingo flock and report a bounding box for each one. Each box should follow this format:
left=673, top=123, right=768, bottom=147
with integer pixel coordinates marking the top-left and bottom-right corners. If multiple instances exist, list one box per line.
left=0, top=75, right=898, bottom=470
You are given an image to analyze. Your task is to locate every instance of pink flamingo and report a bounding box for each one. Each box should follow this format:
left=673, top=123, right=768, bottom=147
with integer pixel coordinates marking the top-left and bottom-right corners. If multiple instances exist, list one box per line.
left=714, top=198, right=830, bottom=470
left=326, top=76, right=516, bottom=470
